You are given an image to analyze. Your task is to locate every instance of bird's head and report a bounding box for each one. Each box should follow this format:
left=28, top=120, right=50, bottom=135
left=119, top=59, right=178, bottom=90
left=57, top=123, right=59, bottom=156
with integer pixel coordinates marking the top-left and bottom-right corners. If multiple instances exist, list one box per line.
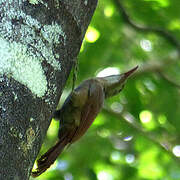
left=96, top=66, right=138, bottom=98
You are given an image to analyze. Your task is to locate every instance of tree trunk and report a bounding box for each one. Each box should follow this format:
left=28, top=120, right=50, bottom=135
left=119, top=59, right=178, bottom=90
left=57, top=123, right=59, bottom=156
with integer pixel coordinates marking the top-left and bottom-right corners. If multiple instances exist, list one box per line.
left=0, top=0, right=97, bottom=179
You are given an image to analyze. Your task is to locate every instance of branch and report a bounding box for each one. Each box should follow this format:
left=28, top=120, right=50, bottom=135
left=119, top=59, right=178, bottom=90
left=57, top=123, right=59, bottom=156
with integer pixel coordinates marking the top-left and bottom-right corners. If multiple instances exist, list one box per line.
left=102, top=106, right=180, bottom=164
left=130, top=59, right=180, bottom=89
left=133, top=59, right=174, bottom=76
left=158, top=72, right=180, bottom=88
left=113, top=0, right=180, bottom=53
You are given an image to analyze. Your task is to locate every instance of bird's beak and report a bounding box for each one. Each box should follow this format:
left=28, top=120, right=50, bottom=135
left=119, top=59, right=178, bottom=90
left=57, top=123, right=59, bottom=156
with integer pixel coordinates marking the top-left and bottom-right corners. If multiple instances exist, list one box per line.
left=123, top=65, right=138, bottom=80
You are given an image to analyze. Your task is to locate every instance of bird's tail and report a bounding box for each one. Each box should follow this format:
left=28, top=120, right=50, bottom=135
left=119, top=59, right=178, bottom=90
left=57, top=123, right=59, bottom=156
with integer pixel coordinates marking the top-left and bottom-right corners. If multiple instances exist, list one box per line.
left=31, top=139, right=66, bottom=177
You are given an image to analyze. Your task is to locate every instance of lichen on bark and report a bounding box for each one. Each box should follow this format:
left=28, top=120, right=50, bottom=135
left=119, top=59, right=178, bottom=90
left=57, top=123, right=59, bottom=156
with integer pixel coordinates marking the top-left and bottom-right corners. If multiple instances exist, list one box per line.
left=0, top=0, right=97, bottom=179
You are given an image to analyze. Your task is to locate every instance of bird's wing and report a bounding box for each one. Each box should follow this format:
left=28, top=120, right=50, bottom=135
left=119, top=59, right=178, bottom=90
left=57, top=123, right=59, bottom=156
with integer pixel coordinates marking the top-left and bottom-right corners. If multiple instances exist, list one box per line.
left=70, top=82, right=104, bottom=142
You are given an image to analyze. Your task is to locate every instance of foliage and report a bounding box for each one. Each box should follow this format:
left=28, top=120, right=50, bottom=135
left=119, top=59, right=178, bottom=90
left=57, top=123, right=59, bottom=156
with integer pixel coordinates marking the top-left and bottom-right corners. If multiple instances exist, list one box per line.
left=32, top=0, right=180, bottom=179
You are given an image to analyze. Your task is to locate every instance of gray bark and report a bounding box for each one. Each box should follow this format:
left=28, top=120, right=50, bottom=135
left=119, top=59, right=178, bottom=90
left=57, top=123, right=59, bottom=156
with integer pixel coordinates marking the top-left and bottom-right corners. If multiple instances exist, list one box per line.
left=0, top=0, right=97, bottom=179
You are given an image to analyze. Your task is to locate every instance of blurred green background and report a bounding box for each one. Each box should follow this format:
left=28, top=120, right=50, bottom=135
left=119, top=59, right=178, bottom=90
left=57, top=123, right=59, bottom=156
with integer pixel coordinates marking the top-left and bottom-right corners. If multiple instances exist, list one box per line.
left=32, top=0, right=180, bottom=179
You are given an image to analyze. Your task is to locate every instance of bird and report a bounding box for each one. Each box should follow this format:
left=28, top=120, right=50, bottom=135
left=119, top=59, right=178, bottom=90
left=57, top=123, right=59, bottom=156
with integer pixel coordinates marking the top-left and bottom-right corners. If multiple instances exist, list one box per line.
left=31, top=66, right=138, bottom=177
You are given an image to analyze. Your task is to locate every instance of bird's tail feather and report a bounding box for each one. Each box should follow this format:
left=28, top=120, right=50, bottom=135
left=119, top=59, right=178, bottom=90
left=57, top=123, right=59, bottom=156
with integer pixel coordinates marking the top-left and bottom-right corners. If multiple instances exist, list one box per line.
left=31, top=139, right=66, bottom=177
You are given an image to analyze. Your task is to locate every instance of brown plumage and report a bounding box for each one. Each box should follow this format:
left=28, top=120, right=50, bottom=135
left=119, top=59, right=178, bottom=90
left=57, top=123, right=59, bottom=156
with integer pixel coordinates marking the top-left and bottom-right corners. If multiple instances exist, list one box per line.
left=31, top=66, right=138, bottom=177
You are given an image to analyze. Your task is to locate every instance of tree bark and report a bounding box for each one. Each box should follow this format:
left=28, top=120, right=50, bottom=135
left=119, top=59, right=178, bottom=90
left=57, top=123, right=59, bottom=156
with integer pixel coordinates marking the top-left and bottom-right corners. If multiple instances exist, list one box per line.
left=0, top=0, right=97, bottom=179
